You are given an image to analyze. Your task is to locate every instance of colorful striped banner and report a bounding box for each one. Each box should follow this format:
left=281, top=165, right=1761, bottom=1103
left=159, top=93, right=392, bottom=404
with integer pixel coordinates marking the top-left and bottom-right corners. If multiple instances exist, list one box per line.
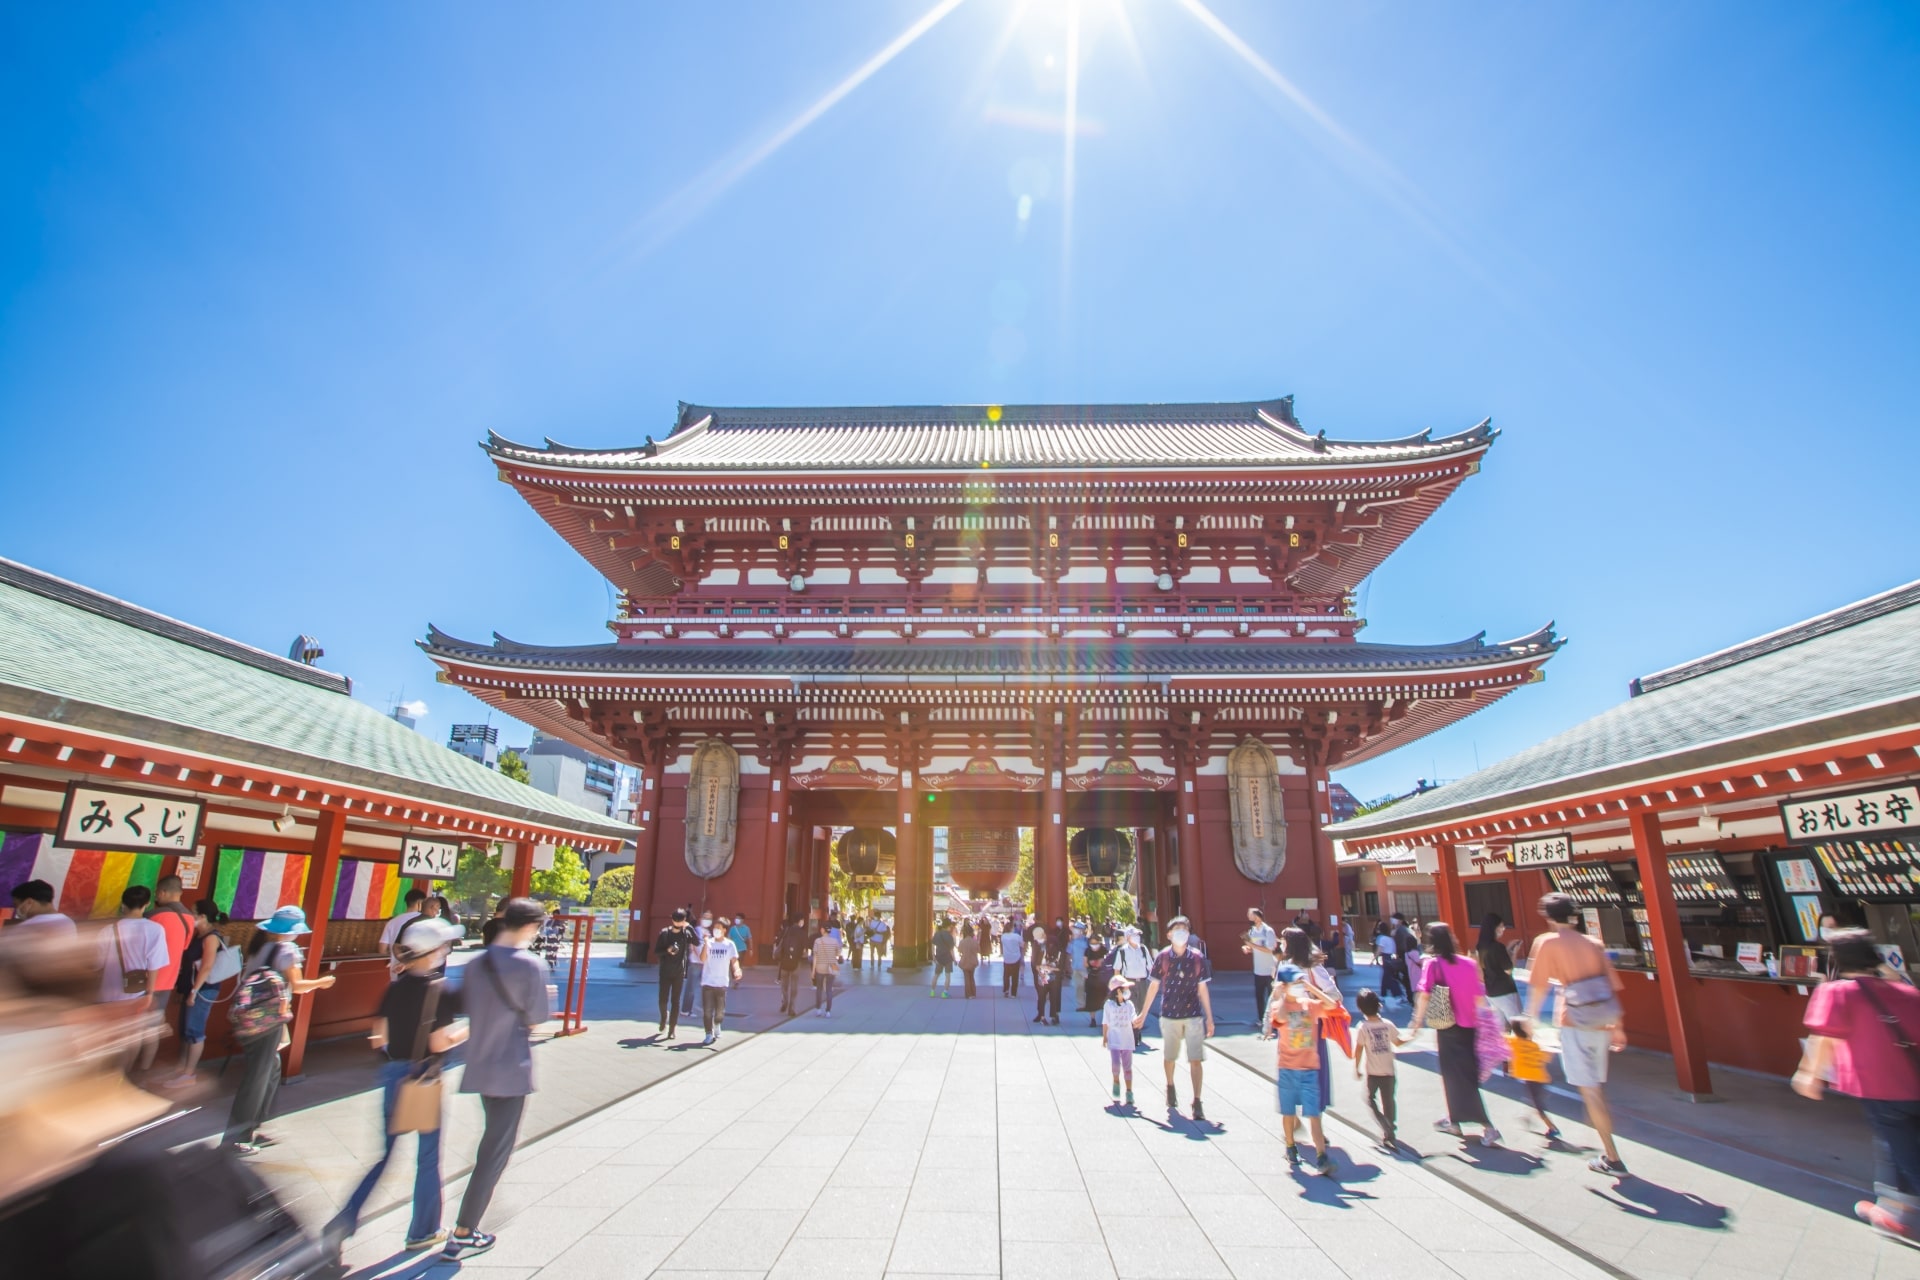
left=328, top=859, right=412, bottom=920
left=0, top=831, right=164, bottom=919
left=213, top=847, right=312, bottom=921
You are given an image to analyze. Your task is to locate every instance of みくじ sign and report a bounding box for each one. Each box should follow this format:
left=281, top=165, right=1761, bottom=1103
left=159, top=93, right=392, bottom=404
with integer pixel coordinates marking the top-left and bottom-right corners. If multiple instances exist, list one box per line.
left=1508, top=833, right=1573, bottom=868
left=399, top=837, right=459, bottom=880
left=58, top=783, right=204, bottom=851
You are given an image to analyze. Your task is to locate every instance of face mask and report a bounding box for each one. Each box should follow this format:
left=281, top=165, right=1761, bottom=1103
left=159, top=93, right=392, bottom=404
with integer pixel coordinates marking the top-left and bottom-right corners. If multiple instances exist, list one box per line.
left=700, top=917, right=713, bottom=928
left=1169, top=928, right=1190, bottom=947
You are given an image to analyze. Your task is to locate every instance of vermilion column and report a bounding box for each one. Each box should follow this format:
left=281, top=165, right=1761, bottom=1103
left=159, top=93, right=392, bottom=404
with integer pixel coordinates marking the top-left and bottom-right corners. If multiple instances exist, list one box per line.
left=897, top=773, right=934, bottom=967
left=626, top=760, right=665, bottom=964
left=1175, top=755, right=1206, bottom=940
left=286, top=807, right=345, bottom=1078
left=1304, top=762, right=1339, bottom=921
left=1039, top=768, right=1070, bottom=928
left=757, top=761, right=791, bottom=961
left=509, top=839, right=534, bottom=900
left=1630, top=809, right=1714, bottom=1097
left=1432, top=843, right=1470, bottom=937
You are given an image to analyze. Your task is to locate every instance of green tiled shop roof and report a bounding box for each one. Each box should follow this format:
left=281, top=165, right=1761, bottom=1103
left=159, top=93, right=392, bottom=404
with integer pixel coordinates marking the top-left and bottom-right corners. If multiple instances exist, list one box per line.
left=0, top=559, right=633, bottom=843
left=1331, top=579, right=1920, bottom=841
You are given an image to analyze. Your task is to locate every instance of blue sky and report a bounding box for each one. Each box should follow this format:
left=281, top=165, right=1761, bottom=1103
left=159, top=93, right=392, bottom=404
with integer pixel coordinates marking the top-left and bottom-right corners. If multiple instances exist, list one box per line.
left=3, top=2, right=1917, bottom=801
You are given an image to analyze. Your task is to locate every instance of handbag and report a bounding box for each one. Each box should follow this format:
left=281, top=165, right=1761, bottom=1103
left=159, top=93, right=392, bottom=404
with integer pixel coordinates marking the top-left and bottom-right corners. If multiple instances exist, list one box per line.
left=389, top=982, right=445, bottom=1135
left=114, top=922, right=152, bottom=997
left=1561, top=970, right=1624, bottom=1030
left=1425, top=961, right=1457, bottom=1030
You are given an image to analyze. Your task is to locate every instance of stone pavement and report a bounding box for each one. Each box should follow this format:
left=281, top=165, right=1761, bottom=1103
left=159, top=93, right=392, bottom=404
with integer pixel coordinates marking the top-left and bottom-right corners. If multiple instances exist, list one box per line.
left=1205, top=966, right=1920, bottom=1280
left=333, top=965, right=1615, bottom=1280
left=169, top=943, right=794, bottom=1227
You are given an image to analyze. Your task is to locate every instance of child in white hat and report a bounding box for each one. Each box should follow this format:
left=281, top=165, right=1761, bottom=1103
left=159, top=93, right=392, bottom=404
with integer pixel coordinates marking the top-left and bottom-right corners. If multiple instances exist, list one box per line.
left=1103, top=974, right=1138, bottom=1106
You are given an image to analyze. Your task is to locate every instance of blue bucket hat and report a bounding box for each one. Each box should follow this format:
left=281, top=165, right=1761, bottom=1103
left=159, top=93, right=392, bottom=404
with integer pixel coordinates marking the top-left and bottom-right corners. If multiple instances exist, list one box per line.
left=258, top=905, right=311, bottom=935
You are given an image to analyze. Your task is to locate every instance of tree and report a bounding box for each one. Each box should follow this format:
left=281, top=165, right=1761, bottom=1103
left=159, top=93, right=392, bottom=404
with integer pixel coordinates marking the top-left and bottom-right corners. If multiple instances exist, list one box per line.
left=590, top=865, right=633, bottom=909
left=1008, top=829, right=1036, bottom=907
left=451, top=844, right=509, bottom=914
left=532, top=842, right=590, bottom=905
left=829, top=861, right=878, bottom=921
left=497, top=748, right=530, bottom=784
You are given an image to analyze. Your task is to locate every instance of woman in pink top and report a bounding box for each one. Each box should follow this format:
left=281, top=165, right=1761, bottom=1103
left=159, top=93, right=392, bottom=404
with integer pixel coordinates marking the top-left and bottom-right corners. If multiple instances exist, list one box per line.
left=1795, top=929, right=1920, bottom=1244
left=1410, top=922, right=1501, bottom=1147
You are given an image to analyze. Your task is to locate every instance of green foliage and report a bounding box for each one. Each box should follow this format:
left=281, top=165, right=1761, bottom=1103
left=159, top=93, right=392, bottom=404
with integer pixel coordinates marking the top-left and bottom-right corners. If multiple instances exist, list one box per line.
left=497, top=748, right=530, bottom=784
left=830, top=859, right=879, bottom=920
left=1008, top=828, right=1035, bottom=907
left=532, top=842, right=591, bottom=905
left=451, top=844, right=510, bottom=911
left=1072, top=866, right=1138, bottom=929
left=589, top=865, right=633, bottom=909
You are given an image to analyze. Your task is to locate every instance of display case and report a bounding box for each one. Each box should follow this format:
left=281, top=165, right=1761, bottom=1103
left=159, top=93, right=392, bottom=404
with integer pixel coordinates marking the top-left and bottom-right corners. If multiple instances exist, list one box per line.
left=1809, top=839, right=1920, bottom=903
left=1550, top=862, right=1624, bottom=905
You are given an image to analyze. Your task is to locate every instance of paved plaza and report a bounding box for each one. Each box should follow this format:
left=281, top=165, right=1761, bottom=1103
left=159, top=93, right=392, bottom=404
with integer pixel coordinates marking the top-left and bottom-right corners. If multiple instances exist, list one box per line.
left=323, top=966, right=1609, bottom=1280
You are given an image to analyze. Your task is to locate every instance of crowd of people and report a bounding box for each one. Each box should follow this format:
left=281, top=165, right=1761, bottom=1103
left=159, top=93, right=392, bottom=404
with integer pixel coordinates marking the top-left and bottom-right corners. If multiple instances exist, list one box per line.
left=0, top=877, right=565, bottom=1273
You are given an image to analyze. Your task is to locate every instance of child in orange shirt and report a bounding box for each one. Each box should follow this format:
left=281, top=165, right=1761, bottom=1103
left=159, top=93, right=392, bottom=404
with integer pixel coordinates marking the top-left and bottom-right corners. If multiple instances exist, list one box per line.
left=1505, top=1017, right=1561, bottom=1140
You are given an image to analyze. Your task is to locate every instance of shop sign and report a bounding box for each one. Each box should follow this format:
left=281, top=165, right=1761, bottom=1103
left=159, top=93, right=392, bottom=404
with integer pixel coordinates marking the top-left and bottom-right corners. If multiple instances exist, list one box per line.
left=399, top=837, right=460, bottom=880
left=1781, top=784, right=1920, bottom=844
left=58, top=783, right=203, bottom=852
left=1508, top=833, right=1573, bottom=868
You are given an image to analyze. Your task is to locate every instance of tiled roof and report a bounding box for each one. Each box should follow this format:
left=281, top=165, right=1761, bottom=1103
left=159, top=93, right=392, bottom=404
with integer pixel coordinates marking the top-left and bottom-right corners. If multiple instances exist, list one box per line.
left=483, top=397, right=1495, bottom=473
left=0, top=559, right=634, bottom=842
left=1330, top=580, right=1920, bottom=840
left=421, top=626, right=1560, bottom=680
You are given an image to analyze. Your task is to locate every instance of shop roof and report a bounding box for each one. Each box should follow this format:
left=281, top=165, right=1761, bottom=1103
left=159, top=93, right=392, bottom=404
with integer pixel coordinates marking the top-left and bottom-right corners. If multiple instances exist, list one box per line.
left=483, top=396, right=1495, bottom=474
left=0, top=559, right=634, bottom=845
left=1330, top=579, right=1920, bottom=842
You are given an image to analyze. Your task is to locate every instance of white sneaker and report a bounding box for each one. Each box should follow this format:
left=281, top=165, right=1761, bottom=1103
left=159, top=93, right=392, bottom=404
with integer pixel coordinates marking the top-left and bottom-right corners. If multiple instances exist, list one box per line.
left=1480, top=1127, right=1502, bottom=1148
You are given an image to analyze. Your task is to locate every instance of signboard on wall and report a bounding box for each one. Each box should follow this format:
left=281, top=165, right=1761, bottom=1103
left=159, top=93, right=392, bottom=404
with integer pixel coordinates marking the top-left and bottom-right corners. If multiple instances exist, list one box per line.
left=399, top=837, right=459, bottom=881
left=1781, top=785, right=1920, bottom=844
left=57, top=784, right=203, bottom=852
left=1508, top=833, right=1573, bottom=869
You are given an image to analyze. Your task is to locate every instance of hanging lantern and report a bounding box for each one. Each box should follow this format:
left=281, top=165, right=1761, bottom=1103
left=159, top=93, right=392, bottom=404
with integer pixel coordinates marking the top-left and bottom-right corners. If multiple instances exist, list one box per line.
left=947, top=826, right=1020, bottom=896
left=684, top=738, right=740, bottom=879
left=1228, top=737, right=1287, bottom=883
left=1070, top=827, right=1133, bottom=890
left=835, top=827, right=896, bottom=888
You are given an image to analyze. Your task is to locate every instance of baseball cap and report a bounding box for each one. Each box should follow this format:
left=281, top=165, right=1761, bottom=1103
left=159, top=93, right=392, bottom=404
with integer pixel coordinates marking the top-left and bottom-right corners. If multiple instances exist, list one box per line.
left=499, top=897, right=547, bottom=929
left=397, top=917, right=464, bottom=958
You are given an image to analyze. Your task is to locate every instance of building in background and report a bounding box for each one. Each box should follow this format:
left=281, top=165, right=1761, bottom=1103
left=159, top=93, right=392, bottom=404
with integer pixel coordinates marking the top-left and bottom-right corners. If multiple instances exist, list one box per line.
left=517, top=731, right=619, bottom=818
left=1327, top=781, right=1359, bottom=824
left=448, top=723, right=500, bottom=769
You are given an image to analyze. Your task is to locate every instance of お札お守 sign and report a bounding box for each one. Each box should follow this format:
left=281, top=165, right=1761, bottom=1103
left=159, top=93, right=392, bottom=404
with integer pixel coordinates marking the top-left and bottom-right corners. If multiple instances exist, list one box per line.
left=58, top=784, right=204, bottom=852
left=399, top=838, right=459, bottom=880
left=1780, top=785, right=1920, bottom=844
left=1508, top=833, right=1573, bottom=868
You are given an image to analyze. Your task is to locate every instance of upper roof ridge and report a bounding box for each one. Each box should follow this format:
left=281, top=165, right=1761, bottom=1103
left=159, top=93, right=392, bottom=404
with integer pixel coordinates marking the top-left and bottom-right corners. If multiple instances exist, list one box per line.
left=1631, top=580, right=1920, bottom=697
left=0, top=557, right=352, bottom=696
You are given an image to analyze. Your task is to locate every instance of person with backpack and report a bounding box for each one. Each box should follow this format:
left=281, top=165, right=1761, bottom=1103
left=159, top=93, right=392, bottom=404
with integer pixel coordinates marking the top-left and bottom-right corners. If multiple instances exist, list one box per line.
left=325, top=916, right=467, bottom=1257
left=445, top=897, right=554, bottom=1261
left=140, top=875, right=196, bottom=1073
left=1796, top=927, right=1920, bottom=1244
left=1526, top=892, right=1627, bottom=1175
left=775, top=912, right=810, bottom=1015
left=166, top=898, right=237, bottom=1086
left=1112, top=927, right=1153, bottom=1049
left=225, top=905, right=335, bottom=1155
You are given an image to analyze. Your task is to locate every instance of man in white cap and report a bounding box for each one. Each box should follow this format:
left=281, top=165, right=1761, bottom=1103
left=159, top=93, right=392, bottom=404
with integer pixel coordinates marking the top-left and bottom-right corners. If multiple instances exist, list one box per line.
left=1112, top=925, right=1154, bottom=1050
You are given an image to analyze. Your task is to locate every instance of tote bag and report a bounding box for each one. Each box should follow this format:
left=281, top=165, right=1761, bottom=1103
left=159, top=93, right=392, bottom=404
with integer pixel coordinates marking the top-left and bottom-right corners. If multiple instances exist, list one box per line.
left=388, top=983, right=445, bottom=1136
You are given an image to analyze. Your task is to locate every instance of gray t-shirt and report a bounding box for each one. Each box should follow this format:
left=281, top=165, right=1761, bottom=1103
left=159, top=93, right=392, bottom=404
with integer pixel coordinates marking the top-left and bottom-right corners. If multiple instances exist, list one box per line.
left=459, top=944, right=552, bottom=1097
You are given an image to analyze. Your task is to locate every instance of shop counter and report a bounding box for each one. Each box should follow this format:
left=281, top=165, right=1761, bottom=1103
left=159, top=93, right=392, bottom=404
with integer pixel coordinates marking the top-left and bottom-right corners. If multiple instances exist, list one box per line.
left=1609, top=962, right=1812, bottom=1077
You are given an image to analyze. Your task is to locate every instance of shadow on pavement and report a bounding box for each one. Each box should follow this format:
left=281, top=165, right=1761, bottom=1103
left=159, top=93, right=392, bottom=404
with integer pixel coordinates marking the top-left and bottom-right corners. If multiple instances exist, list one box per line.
left=1592, top=1176, right=1732, bottom=1229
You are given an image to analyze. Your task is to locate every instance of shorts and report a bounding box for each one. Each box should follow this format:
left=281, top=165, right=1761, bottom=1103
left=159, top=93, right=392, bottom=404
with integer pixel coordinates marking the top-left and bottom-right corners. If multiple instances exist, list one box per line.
left=1277, top=1067, right=1323, bottom=1117
left=934, top=959, right=953, bottom=977
left=179, top=986, right=216, bottom=1044
left=1160, top=1017, right=1207, bottom=1062
left=1559, top=1026, right=1612, bottom=1087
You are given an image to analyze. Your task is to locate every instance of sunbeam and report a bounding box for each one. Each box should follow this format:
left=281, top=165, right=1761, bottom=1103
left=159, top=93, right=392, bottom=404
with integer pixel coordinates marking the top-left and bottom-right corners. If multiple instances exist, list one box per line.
left=1060, top=0, right=1082, bottom=324
left=622, top=0, right=970, bottom=263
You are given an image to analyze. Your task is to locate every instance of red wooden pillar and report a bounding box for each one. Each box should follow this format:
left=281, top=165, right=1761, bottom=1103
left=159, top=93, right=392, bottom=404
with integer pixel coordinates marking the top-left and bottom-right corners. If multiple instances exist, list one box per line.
left=893, top=771, right=926, bottom=967
left=1039, top=767, right=1070, bottom=928
left=1630, top=809, right=1714, bottom=1097
left=626, top=759, right=665, bottom=963
left=1432, top=843, right=1471, bottom=937
left=285, top=807, right=345, bottom=1078
left=1174, top=755, right=1206, bottom=938
left=758, top=761, right=791, bottom=960
left=1304, top=762, right=1338, bottom=922
left=509, top=839, right=534, bottom=900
